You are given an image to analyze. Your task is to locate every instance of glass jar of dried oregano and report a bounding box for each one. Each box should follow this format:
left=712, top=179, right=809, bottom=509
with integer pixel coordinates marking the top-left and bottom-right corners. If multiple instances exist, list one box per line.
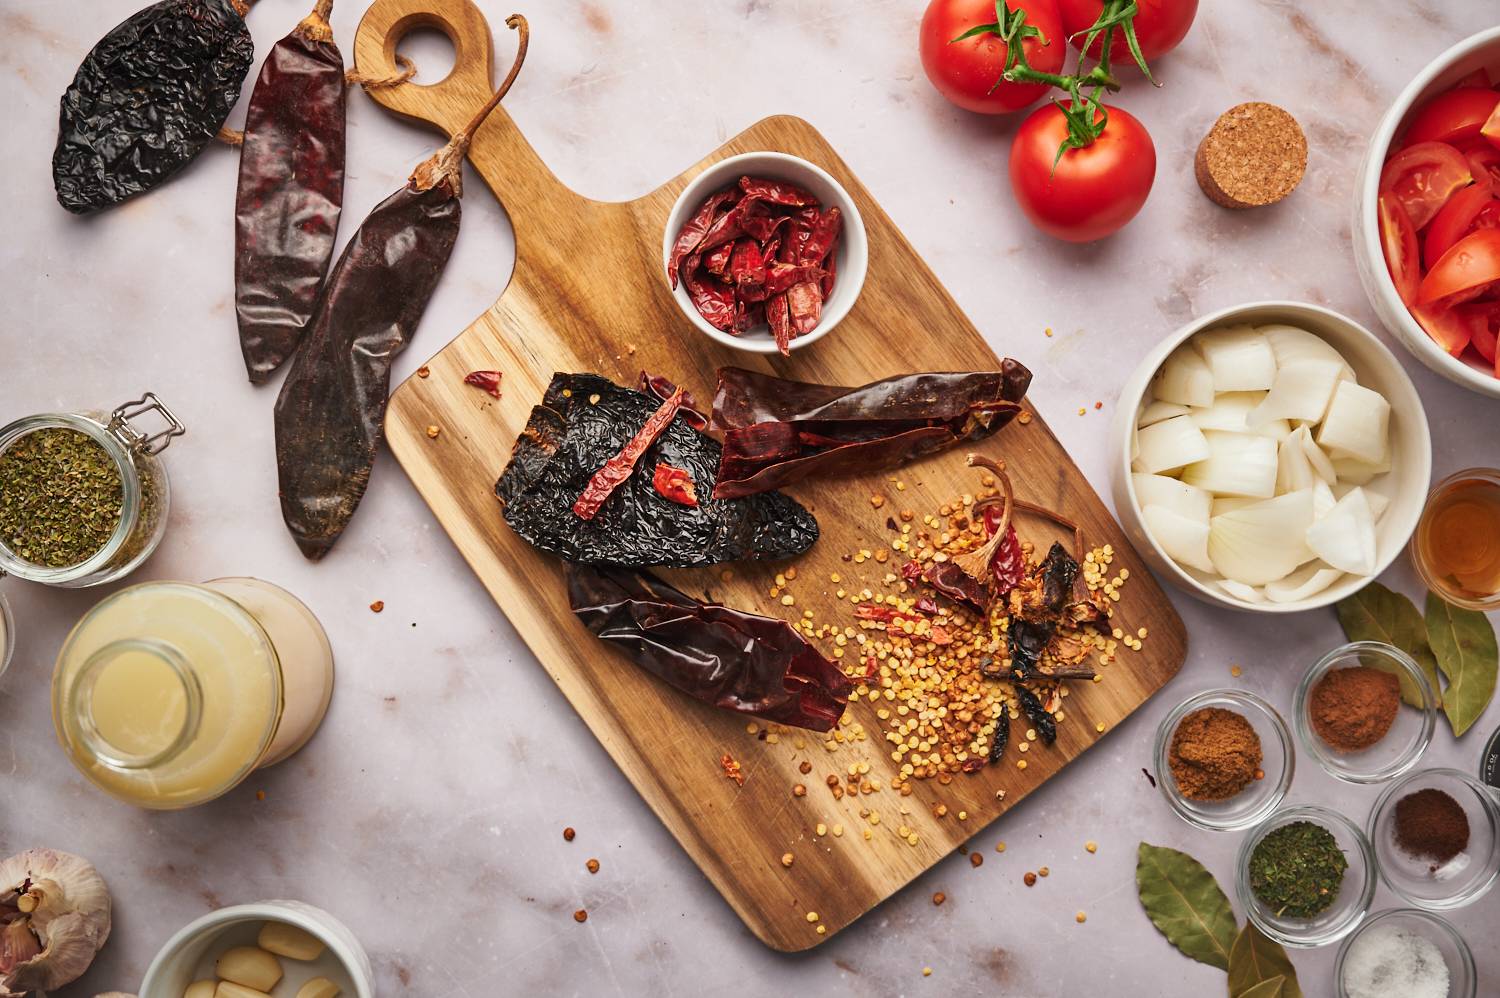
left=0, top=394, right=184, bottom=588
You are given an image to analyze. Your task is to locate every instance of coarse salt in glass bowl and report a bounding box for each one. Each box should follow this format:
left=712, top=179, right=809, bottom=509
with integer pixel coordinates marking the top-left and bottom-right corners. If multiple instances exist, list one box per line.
left=1236, top=804, right=1377, bottom=949
left=1293, top=641, right=1436, bottom=785
left=1153, top=688, right=1293, bottom=832
left=1367, top=767, right=1500, bottom=911
left=1334, top=907, right=1476, bottom=998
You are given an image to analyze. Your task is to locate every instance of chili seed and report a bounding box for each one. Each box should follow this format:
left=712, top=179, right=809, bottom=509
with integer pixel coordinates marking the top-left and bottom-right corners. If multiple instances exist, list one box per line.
left=563, top=827, right=575, bottom=841
left=781, top=853, right=794, bottom=868
left=369, top=600, right=385, bottom=613
left=586, top=858, right=600, bottom=874
left=573, top=909, right=587, bottom=923
left=970, top=853, right=983, bottom=868
left=1024, top=872, right=1037, bottom=887
left=932, top=892, right=945, bottom=905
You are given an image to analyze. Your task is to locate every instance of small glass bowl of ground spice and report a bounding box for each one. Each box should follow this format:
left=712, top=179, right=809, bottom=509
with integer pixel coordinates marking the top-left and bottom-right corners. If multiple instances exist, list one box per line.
left=1154, top=689, right=1293, bottom=832
left=1334, top=908, right=1476, bottom=998
left=0, top=396, right=181, bottom=588
left=1237, top=804, right=1377, bottom=948
left=1294, top=641, right=1436, bottom=784
left=1368, top=768, right=1500, bottom=910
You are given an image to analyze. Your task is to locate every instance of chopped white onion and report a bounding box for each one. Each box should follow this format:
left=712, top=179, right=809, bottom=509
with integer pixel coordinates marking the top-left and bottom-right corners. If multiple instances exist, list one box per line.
left=1216, top=579, right=1268, bottom=604
left=1249, top=360, right=1343, bottom=427
left=1139, top=400, right=1191, bottom=427
left=1260, top=324, right=1356, bottom=379
left=1264, top=562, right=1345, bottom=603
left=1334, top=482, right=1391, bottom=522
left=1181, top=431, right=1278, bottom=498
left=1142, top=504, right=1215, bottom=574
left=1135, top=415, right=1210, bottom=475
left=1189, top=392, right=1262, bottom=432
left=1208, top=489, right=1316, bottom=585
left=1132, top=474, right=1212, bottom=522
left=1316, top=380, right=1390, bottom=465
left=1330, top=453, right=1391, bottom=486
left=1313, top=478, right=1337, bottom=520
left=1276, top=431, right=1315, bottom=494
left=1211, top=496, right=1261, bottom=516
left=1155, top=345, right=1215, bottom=407
left=1299, top=428, right=1338, bottom=484
left=1195, top=325, right=1277, bottom=391
left=1306, top=486, right=1377, bottom=576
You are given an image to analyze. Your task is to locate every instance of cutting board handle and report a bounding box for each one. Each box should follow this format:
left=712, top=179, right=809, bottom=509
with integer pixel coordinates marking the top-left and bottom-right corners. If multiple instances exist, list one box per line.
left=352, top=0, right=568, bottom=210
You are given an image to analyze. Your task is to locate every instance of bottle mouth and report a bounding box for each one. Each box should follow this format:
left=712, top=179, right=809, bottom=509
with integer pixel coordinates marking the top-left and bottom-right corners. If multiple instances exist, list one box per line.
left=69, top=638, right=202, bottom=770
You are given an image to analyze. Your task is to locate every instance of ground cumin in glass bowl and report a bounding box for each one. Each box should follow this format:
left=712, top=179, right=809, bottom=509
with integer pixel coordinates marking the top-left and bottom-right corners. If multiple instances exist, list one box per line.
left=1367, top=768, right=1500, bottom=911
left=1294, top=641, right=1436, bottom=784
left=1153, top=689, right=1293, bottom=832
left=1237, top=804, right=1377, bottom=948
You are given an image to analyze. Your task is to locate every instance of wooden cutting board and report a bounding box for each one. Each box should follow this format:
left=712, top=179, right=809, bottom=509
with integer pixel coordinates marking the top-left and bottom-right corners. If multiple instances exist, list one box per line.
left=356, top=0, right=1186, bottom=951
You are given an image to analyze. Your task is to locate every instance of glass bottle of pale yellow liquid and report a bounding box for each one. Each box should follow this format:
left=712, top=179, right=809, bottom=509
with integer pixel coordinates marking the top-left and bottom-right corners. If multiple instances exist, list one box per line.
left=51, top=578, right=334, bottom=809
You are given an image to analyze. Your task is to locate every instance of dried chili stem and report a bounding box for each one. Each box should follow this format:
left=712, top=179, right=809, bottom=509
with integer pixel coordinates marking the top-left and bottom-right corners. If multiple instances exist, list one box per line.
left=410, top=14, right=530, bottom=196
left=952, top=453, right=1014, bottom=580
left=295, top=0, right=335, bottom=42
left=974, top=493, right=1085, bottom=564
left=345, top=55, right=416, bottom=90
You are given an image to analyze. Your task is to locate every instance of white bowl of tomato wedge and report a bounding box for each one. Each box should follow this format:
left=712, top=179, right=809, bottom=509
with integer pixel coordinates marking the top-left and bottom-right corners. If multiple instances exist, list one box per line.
left=1356, top=26, right=1500, bottom=399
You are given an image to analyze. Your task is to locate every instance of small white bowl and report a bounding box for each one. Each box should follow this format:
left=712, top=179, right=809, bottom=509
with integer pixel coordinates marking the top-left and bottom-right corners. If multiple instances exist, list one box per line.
left=1352, top=26, right=1500, bottom=399
left=661, top=151, right=868, bottom=354
left=1109, top=300, right=1432, bottom=613
left=138, top=901, right=373, bottom=998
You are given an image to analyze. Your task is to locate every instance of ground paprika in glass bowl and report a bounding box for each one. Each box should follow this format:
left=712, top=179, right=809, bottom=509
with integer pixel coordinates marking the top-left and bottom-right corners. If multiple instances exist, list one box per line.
left=1153, top=688, right=1294, bottom=832
left=1236, top=804, right=1378, bottom=948
left=1367, top=768, right=1500, bottom=911
left=1293, top=641, right=1437, bottom=784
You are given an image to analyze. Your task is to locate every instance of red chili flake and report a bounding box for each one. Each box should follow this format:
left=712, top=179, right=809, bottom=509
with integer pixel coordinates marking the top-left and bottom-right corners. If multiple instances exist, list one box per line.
left=914, top=597, right=939, bottom=616
left=864, top=656, right=879, bottom=680
left=652, top=463, right=699, bottom=506
left=721, top=753, right=745, bottom=786
left=572, top=388, right=684, bottom=520
left=464, top=369, right=503, bottom=398
left=930, top=625, right=953, bottom=646
left=900, top=560, right=925, bottom=582
left=369, top=600, right=385, bottom=613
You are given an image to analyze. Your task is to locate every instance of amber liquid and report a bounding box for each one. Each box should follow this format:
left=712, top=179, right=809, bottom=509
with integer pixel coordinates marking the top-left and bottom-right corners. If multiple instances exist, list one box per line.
left=1415, top=477, right=1500, bottom=605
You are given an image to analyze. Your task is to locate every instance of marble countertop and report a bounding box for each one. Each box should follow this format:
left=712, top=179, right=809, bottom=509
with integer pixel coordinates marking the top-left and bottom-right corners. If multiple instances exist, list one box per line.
left=5, top=0, right=1499, bottom=994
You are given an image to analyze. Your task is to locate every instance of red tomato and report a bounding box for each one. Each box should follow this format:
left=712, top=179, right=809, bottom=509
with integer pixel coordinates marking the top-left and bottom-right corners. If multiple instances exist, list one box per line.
left=1417, top=228, right=1500, bottom=306
left=1457, top=301, right=1500, bottom=365
left=1484, top=102, right=1500, bottom=150
left=1056, top=0, right=1198, bottom=64
left=1423, top=184, right=1495, bottom=269
left=1009, top=101, right=1155, bottom=241
left=1454, top=67, right=1493, bottom=89
left=1380, top=141, right=1474, bottom=229
left=1402, top=88, right=1500, bottom=146
left=1378, top=191, right=1422, bottom=306
left=1413, top=304, right=1474, bottom=356
left=919, top=0, right=1066, bottom=114
left=1463, top=142, right=1500, bottom=190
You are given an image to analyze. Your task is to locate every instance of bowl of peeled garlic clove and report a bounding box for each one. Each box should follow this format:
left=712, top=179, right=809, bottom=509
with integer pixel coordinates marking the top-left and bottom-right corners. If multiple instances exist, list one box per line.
left=138, top=901, right=373, bottom=998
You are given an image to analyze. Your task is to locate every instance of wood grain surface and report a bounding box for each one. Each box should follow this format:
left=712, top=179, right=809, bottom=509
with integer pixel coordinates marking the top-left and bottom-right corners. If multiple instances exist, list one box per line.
left=355, top=0, right=1187, bottom=951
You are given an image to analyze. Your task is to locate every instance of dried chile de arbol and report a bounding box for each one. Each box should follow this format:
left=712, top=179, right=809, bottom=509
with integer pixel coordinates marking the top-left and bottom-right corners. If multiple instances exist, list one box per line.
left=54, top=0, right=255, bottom=214
left=497, top=374, right=818, bottom=567
left=566, top=564, right=851, bottom=731
left=709, top=363, right=1033, bottom=499
left=235, top=0, right=347, bottom=383
left=573, top=389, right=683, bottom=520
left=274, top=15, right=530, bottom=560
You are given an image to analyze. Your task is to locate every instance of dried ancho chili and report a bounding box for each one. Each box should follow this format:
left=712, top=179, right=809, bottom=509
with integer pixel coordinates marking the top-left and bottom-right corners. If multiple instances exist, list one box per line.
left=709, top=363, right=1032, bottom=499
left=54, top=0, right=255, bottom=213
left=497, top=374, right=817, bottom=567
left=274, top=15, right=530, bottom=560
left=235, top=0, right=347, bottom=383
left=566, top=564, right=851, bottom=731
left=668, top=176, right=844, bottom=354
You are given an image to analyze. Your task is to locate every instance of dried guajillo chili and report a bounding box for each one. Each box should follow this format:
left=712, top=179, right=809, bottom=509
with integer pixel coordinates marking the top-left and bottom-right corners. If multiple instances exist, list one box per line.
left=709, top=363, right=1033, bottom=499
left=54, top=0, right=256, bottom=213
left=566, top=564, right=852, bottom=731
left=234, top=0, right=347, bottom=383
left=274, top=14, right=530, bottom=560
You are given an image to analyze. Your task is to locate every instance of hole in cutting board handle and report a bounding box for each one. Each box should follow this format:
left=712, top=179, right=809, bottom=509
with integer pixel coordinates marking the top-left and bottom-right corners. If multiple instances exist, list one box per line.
left=394, top=25, right=457, bottom=88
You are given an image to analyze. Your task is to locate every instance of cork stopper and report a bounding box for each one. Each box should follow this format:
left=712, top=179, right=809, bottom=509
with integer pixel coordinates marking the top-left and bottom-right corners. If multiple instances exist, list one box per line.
left=1195, top=102, right=1307, bottom=209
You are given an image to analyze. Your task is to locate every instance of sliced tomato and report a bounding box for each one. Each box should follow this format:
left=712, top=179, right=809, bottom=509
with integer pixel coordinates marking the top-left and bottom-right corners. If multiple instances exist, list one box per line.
left=1403, top=88, right=1500, bottom=146
left=1380, top=141, right=1473, bottom=228
left=1412, top=304, right=1474, bottom=356
left=1423, top=184, right=1495, bottom=269
left=1484, top=102, right=1500, bottom=151
left=1417, top=228, right=1500, bottom=306
left=1379, top=191, right=1422, bottom=305
left=1458, top=301, right=1500, bottom=363
left=1454, top=67, right=1493, bottom=89
left=1461, top=140, right=1500, bottom=191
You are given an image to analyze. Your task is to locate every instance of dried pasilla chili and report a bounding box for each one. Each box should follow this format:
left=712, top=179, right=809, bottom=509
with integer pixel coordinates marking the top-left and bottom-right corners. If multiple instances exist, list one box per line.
left=234, top=0, right=347, bottom=383
left=497, top=374, right=818, bottom=567
left=54, top=0, right=255, bottom=214
left=1014, top=685, right=1057, bottom=745
left=566, top=564, right=852, bottom=731
left=667, top=176, right=843, bottom=354
left=274, top=15, right=530, bottom=560
left=709, top=363, right=1033, bottom=499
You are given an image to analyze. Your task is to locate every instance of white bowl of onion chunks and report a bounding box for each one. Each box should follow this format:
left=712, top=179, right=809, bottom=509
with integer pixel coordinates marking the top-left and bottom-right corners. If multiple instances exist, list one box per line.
left=1110, top=301, right=1431, bottom=612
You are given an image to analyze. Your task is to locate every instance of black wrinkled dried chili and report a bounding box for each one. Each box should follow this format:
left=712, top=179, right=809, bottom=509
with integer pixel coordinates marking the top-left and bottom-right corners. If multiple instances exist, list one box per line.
left=234, top=0, right=347, bottom=383
left=274, top=15, right=529, bottom=559
left=566, top=564, right=851, bottom=731
left=1015, top=685, right=1057, bottom=745
left=709, top=364, right=1032, bottom=499
left=989, top=711, right=1010, bottom=762
left=54, top=0, right=255, bottom=214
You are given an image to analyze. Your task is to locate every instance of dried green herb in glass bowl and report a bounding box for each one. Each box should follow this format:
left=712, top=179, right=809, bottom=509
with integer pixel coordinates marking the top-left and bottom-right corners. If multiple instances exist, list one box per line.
left=1248, top=819, right=1349, bottom=919
left=0, top=427, right=123, bottom=568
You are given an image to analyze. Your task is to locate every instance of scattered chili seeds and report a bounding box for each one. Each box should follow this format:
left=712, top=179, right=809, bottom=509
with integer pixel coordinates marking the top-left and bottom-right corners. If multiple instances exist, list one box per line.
left=932, top=891, right=946, bottom=905
left=781, top=852, right=795, bottom=868
left=721, top=754, right=745, bottom=786
left=1024, top=872, right=1037, bottom=887
left=799, top=760, right=812, bottom=774
left=573, top=909, right=588, bottom=923
left=1076, top=911, right=1087, bottom=924
left=416, top=366, right=430, bottom=378
left=425, top=424, right=441, bottom=438
left=563, top=827, right=575, bottom=841
left=805, top=911, right=819, bottom=923
left=793, top=784, right=807, bottom=798
left=369, top=600, right=384, bottom=613
left=586, top=858, right=600, bottom=874
left=1086, top=841, right=1098, bottom=854
left=995, top=842, right=1006, bottom=853
left=923, top=967, right=933, bottom=977
left=970, top=853, right=983, bottom=868
left=1038, top=866, right=1050, bottom=877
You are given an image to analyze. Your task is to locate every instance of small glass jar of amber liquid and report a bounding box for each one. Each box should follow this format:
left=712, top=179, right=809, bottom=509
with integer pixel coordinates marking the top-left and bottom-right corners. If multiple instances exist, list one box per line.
left=1412, top=468, right=1500, bottom=612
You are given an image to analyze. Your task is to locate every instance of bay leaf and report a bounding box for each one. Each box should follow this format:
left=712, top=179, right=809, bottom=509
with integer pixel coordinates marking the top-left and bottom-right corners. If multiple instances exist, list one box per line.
left=1227, top=923, right=1302, bottom=998
left=1425, top=592, right=1498, bottom=738
left=1135, top=842, right=1237, bottom=970
left=1238, top=977, right=1289, bottom=998
left=1335, top=581, right=1442, bottom=708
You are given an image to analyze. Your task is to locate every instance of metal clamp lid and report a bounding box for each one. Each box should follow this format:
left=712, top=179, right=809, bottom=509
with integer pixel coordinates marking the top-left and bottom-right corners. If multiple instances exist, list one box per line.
left=108, top=393, right=185, bottom=456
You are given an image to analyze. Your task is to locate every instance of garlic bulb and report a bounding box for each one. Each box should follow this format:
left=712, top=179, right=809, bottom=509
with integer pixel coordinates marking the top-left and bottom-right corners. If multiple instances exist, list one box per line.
left=0, top=849, right=111, bottom=995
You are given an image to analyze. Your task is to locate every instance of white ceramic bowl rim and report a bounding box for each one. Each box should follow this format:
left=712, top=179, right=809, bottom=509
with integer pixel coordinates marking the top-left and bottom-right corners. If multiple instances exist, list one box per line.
left=1356, top=25, right=1500, bottom=397
left=660, top=150, right=868, bottom=354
